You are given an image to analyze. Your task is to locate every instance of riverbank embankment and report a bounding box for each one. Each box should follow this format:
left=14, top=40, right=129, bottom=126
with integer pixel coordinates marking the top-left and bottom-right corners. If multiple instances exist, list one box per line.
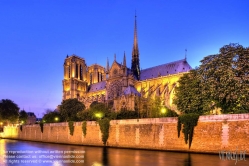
left=1, top=114, right=249, bottom=154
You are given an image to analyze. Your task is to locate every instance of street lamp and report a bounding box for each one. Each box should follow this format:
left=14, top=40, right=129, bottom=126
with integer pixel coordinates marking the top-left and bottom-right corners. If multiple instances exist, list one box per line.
left=161, top=107, right=167, bottom=117
left=95, top=113, right=103, bottom=119
left=54, top=117, right=59, bottom=122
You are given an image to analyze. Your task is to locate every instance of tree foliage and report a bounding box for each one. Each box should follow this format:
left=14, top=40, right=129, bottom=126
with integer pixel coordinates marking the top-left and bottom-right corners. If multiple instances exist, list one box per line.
left=159, top=108, right=178, bottom=117
left=177, top=113, right=199, bottom=149
left=98, top=118, right=110, bottom=145
left=19, top=110, right=28, bottom=124
left=77, top=102, right=116, bottom=121
left=82, top=121, right=87, bottom=137
left=39, top=122, right=44, bottom=133
left=68, top=121, right=74, bottom=136
left=59, top=99, right=85, bottom=121
left=198, top=43, right=249, bottom=113
left=42, top=110, right=63, bottom=123
left=146, top=96, right=163, bottom=118
left=174, top=69, right=209, bottom=115
left=116, top=109, right=138, bottom=119
left=0, top=99, right=20, bottom=123
left=174, top=43, right=249, bottom=114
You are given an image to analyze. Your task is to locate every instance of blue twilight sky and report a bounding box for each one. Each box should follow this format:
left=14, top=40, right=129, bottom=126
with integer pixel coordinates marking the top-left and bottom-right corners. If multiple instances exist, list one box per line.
left=0, top=1, right=248, bottom=117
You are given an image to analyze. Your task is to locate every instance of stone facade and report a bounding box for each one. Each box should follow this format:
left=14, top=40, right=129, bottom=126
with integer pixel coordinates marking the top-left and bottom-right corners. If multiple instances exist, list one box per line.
left=62, top=16, right=192, bottom=111
left=2, top=114, right=249, bottom=153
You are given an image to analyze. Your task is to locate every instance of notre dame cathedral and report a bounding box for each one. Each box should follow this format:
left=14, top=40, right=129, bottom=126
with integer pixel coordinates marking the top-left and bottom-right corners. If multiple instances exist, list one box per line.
left=62, top=16, right=192, bottom=112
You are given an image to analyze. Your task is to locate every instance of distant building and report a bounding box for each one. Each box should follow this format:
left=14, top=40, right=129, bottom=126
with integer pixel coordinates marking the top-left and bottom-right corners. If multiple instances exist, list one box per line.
left=62, top=15, right=192, bottom=112
left=36, top=118, right=42, bottom=123
left=26, top=112, right=36, bottom=124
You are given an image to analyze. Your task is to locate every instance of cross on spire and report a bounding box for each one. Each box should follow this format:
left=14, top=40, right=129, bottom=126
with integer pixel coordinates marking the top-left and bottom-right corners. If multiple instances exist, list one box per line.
left=185, top=49, right=187, bottom=60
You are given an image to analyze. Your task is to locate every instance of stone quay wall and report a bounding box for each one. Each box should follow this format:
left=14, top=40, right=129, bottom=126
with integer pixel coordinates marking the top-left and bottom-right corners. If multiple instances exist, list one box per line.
left=1, top=114, right=249, bottom=154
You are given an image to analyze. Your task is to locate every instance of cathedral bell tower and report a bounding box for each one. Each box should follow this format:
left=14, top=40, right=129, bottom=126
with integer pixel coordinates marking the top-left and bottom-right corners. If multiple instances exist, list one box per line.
left=62, top=55, right=88, bottom=101
left=131, top=13, right=140, bottom=80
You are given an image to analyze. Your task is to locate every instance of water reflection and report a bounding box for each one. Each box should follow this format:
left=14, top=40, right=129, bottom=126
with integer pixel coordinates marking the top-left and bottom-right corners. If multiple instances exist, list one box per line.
left=184, top=153, right=191, bottom=166
left=0, top=139, right=248, bottom=166
left=102, top=147, right=108, bottom=166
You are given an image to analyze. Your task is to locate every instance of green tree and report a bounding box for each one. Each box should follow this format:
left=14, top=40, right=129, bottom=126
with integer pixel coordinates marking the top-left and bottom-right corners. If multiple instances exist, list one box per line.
left=173, top=69, right=209, bottom=115
left=174, top=43, right=249, bottom=114
left=77, top=102, right=116, bottom=121
left=59, top=99, right=85, bottom=121
left=146, top=96, right=163, bottom=118
left=198, top=43, right=249, bottom=113
left=88, top=102, right=112, bottom=120
left=19, top=110, right=28, bottom=124
left=76, top=111, right=91, bottom=121
left=98, top=118, right=110, bottom=145
left=42, top=109, right=63, bottom=123
left=116, top=109, right=138, bottom=119
left=159, top=107, right=178, bottom=117
left=0, top=99, right=19, bottom=124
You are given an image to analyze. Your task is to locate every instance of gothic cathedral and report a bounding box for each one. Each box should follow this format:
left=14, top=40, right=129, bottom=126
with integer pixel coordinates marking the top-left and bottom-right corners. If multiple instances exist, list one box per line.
left=62, top=16, right=192, bottom=112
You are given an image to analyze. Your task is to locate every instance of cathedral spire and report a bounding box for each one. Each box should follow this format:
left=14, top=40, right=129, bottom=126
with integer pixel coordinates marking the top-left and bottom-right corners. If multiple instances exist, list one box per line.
left=132, top=13, right=139, bottom=58
left=106, top=57, right=109, bottom=72
left=123, top=51, right=126, bottom=67
left=131, top=12, right=140, bottom=80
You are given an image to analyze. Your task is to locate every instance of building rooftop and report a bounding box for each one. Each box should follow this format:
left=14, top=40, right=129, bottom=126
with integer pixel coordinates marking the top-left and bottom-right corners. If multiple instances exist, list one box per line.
left=88, top=81, right=106, bottom=92
left=140, top=59, right=192, bottom=80
left=123, top=85, right=141, bottom=96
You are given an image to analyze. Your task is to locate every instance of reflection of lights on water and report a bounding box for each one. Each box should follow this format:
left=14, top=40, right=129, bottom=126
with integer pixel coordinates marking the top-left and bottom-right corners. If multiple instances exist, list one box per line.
left=0, top=139, right=6, bottom=166
left=53, top=161, right=63, bottom=166
left=91, top=162, right=103, bottom=166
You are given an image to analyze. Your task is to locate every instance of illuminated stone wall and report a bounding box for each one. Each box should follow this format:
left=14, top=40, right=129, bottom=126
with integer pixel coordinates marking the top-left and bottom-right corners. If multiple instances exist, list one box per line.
left=2, top=114, right=249, bottom=153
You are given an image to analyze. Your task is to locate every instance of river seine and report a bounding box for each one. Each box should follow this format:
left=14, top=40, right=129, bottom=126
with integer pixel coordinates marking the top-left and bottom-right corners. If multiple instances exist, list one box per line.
left=0, top=139, right=247, bottom=166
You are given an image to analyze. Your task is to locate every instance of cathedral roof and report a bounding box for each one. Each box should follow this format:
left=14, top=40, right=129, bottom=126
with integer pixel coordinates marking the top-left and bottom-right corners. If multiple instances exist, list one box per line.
left=88, top=81, right=106, bottom=92
left=123, top=85, right=141, bottom=96
left=140, top=59, right=192, bottom=80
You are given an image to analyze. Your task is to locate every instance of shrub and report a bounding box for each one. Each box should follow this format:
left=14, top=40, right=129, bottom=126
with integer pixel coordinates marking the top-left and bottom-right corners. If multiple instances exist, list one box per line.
left=68, top=121, right=74, bottom=136
left=98, top=118, right=110, bottom=145
left=177, top=113, right=199, bottom=149
left=116, top=110, right=138, bottom=119
left=39, top=123, right=44, bottom=133
left=82, top=121, right=87, bottom=137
